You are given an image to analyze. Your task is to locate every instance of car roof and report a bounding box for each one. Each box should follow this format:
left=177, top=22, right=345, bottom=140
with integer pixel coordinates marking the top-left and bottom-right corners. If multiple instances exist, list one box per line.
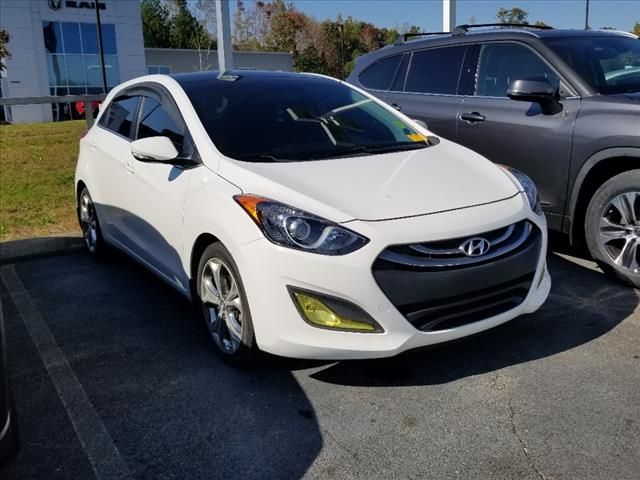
left=172, top=69, right=323, bottom=86
left=389, top=27, right=633, bottom=49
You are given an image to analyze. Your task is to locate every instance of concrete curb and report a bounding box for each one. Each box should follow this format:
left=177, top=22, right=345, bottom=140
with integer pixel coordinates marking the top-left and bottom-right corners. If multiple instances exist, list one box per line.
left=0, top=234, right=84, bottom=265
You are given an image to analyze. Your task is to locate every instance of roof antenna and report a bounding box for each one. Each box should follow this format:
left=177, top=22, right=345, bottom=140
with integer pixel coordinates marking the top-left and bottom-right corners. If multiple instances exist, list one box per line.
left=217, top=71, right=240, bottom=81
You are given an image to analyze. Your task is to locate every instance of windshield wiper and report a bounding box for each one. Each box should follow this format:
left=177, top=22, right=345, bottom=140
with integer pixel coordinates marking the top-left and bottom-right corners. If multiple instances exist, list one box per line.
left=235, top=154, right=289, bottom=163
left=313, top=141, right=428, bottom=160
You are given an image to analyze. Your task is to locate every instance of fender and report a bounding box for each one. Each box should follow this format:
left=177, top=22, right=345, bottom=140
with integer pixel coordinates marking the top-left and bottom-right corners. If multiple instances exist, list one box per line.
left=567, top=147, right=640, bottom=240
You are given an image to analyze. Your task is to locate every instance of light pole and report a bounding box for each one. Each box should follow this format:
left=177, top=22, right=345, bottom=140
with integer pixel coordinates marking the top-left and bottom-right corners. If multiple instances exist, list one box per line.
left=337, top=22, right=345, bottom=80
left=585, top=0, right=590, bottom=30
left=94, top=2, right=107, bottom=93
left=216, top=0, right=234, bottom=72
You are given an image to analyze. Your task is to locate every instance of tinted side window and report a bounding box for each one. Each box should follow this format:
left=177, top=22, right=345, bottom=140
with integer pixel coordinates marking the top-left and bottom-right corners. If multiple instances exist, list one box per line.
left=99, top=96, right=139, bottom=139
left=405, top=46, right=466, bottom=94
left=359, top=55, right=402, bottom=90
left=390, top=53, right=410, bottom=91
left=136, top=97, right=185, bottom=153
left=475, top=43, right=560, bottom=97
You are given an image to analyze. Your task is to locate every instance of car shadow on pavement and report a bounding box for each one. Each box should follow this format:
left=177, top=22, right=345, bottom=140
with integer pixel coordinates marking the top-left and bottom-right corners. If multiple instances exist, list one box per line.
left=307, top=252, right=638, bottom=387
left=1, top=241, right=323, bottom=480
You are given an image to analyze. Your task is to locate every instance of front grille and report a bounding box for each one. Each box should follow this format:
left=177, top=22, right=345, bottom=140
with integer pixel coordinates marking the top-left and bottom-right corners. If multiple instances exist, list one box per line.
left=378, top=220, right=533, bottom=270
left=372, top=221, right=541, bottom=332
left=400, top=273, right=534, bottom=331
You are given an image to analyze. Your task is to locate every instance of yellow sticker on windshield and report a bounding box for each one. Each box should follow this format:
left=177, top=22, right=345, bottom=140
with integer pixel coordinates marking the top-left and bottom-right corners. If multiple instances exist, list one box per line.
left=407, top=133, right=427, bottom=142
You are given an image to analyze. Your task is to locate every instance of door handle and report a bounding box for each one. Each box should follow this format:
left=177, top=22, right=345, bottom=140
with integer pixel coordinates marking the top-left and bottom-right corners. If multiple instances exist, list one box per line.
left=89, top=140, right=98, bottom=150
left=459, top=112, right=486, bottom=123
left=391, top=103, right=402, bottom=111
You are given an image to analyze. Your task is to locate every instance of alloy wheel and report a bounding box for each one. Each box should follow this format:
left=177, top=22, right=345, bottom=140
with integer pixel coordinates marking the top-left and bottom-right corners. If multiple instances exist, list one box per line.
left=200, top=257, right=244, bottom=354
left=599, top=191, right=640, bottom=274
left=79, top=192, right=98, bottom=253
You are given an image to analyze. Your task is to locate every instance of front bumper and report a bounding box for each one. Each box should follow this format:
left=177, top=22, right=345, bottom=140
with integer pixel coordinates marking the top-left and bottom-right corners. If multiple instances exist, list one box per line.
left=232, top=194, right=550, bottom=360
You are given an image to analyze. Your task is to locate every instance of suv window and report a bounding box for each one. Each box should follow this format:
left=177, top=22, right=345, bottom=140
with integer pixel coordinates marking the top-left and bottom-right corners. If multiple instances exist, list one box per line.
left=136, top=96, right=185, bottom=153
left=404, top=46, right=466, bottom=94
left=359, top=54, right=403, bottom=90
left=543, top=36, right=640, bottom=95
left=475, top=43, right=560, bottom=97
left=99, top=96, right=139, bottom=139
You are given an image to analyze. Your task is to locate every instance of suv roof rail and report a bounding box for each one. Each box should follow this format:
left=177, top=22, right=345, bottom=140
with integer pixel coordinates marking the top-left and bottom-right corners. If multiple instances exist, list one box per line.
left=452, top=23, right=554, bottom=35
left=395, top=31, right=451, bottom=45
left=394, top=23, right=554, bottom=44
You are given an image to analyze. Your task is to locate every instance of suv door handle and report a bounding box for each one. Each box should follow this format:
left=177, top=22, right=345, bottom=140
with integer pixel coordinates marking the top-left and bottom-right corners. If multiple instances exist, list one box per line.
left=391, top=103, right=402, bottom=111
left=460, top=112, right=486, bottom=123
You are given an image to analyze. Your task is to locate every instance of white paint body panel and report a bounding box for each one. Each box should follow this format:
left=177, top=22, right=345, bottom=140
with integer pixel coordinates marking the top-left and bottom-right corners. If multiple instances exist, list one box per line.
left=76, top=73, right=550, bottom=360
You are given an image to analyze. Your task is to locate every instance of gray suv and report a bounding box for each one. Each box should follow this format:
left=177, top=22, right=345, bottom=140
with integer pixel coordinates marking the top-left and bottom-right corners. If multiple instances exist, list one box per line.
left=348, top=25, right=640, bottom=287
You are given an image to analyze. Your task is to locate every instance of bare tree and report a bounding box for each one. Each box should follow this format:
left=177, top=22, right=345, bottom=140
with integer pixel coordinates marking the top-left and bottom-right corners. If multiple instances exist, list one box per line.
left=192, top=0, right=217, bottom=71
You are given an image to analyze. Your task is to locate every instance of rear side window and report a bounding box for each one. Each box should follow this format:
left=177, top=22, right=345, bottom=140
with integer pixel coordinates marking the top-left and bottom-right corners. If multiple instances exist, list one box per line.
left=390, top=53, right=410, bottom=91
left=405, top=46, right=466, bottom=94
left=475, top=43, right=560, bottom=97
left=98, top=96, right=139, bottom=139
left=359, top=54, right=403, bottom=90
left=136, top=96, right=185, bottom=153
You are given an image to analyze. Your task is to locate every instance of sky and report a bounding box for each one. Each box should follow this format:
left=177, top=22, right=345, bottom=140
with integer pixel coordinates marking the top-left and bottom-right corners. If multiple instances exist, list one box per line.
left=231, top=0, right=640, bottom=33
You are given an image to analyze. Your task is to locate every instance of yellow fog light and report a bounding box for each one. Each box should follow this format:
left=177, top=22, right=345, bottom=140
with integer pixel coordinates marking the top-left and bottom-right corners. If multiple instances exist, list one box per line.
left=290, top=290, right=381, bottom=332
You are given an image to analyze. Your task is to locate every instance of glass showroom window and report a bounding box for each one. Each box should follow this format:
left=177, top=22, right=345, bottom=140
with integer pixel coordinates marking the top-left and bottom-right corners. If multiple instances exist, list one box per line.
left=43, top=21, right=119, bottom=120
left=147, top=65, right=172, bottom=75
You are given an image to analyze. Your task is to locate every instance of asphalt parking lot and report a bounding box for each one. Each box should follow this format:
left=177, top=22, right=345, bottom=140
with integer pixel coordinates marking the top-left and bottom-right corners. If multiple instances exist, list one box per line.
left=0, top=244, right=638, bottom=480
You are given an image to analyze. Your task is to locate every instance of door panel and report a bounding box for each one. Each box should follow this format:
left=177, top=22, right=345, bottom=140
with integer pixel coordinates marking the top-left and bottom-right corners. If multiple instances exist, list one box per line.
left=124, top=161, right=193, bottom=290
left=457, top=42, right=579, bottom=230
left=383, top=92, right=463, bottom=142
left=457, top=96, right=579, bottom=226
left=124, top=94, right=194, bottom=289
left=90, top=95, right=140, bottom=247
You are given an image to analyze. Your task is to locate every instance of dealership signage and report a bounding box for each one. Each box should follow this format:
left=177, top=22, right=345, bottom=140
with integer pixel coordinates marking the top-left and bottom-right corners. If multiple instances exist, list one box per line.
left=48, top=0, right=106, bottom=11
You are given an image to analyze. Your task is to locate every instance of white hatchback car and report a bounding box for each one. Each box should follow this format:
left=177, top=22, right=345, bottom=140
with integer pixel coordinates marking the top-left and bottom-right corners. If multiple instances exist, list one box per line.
left=75, top=71, right=550, bottom=364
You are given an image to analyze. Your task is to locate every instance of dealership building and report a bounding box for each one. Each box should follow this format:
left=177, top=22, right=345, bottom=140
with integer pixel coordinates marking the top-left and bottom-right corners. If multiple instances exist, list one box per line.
left=0, top=0, right=293, bottom=123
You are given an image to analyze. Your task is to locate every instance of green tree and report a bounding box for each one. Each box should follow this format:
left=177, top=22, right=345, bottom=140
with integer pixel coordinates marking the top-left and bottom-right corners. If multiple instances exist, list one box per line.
left=265, top=0, right=298, bottom=52
left=632, top=21, right=640, bottom=36
left=0, top=29, right=10, bottom=72
left=170, top=0, right=211, bottom=49
left=294, top=45, right=328, bottom=74
left=496, top=7, right=529, bottom=24
left=141, top=0, right=172, bottom=48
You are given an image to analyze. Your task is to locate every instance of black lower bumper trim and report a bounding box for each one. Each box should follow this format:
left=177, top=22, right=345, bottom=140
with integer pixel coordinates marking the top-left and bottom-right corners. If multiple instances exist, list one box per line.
left=373, top=227, right=541, bottom=332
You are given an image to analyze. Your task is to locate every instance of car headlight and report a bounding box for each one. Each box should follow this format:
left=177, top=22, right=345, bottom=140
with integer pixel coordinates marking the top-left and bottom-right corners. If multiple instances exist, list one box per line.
left=501, top=166, right=542, bottom=215
left=234, top=194, right=369, bottom=255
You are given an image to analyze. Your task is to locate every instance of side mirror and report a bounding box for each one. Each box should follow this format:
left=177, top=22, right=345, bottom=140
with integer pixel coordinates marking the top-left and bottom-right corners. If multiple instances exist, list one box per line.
left=507, top=79, right=562, bottom=114
left=130, top=136, right=179, bottom=163
left=412, top=119, right=429, bottom=130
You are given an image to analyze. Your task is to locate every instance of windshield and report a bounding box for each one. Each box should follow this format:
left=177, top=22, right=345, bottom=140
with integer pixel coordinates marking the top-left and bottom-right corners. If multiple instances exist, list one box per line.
left=182, top=74, right=428, bottom=162
left=543, top=36, right=640, bottom=94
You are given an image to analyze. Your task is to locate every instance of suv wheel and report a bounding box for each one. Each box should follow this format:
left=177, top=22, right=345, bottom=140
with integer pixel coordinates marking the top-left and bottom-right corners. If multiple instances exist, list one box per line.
left=585, top=170, right=640, bottom=288
left=196, top=243, right=259, bottom=366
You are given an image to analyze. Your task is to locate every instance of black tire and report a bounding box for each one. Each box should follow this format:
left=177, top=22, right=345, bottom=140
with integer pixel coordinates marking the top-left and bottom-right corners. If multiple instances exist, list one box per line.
left=585, top=170, right=640, bottom=288
left=77, top=187, right=108, bottom=260
left=196, top=242, right=259, bottom=366
left=0, top=394, right=19, bottom=466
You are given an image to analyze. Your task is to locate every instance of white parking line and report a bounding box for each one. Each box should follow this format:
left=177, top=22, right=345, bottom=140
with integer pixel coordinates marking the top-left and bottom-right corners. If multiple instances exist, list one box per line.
left=0, top=265, right=131, bottom=480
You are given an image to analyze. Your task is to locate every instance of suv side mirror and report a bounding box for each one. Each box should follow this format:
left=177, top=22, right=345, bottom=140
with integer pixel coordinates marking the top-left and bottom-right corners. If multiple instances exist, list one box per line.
left=130, top=136, right=179, bottom=163
left=507, top=79, right=562, bottom=114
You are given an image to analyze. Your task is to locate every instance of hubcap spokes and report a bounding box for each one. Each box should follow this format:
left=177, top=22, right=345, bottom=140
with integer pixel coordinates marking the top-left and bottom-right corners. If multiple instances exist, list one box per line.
left=599, top=191, right=640, bottom=274
left=201, top=258, right=243, bottom=354
left=80, top=194, right=97, bottom=252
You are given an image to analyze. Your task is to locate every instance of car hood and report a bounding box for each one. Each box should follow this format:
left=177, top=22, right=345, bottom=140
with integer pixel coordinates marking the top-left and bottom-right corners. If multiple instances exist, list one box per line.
left=217, top=139, right=520, bottom=223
